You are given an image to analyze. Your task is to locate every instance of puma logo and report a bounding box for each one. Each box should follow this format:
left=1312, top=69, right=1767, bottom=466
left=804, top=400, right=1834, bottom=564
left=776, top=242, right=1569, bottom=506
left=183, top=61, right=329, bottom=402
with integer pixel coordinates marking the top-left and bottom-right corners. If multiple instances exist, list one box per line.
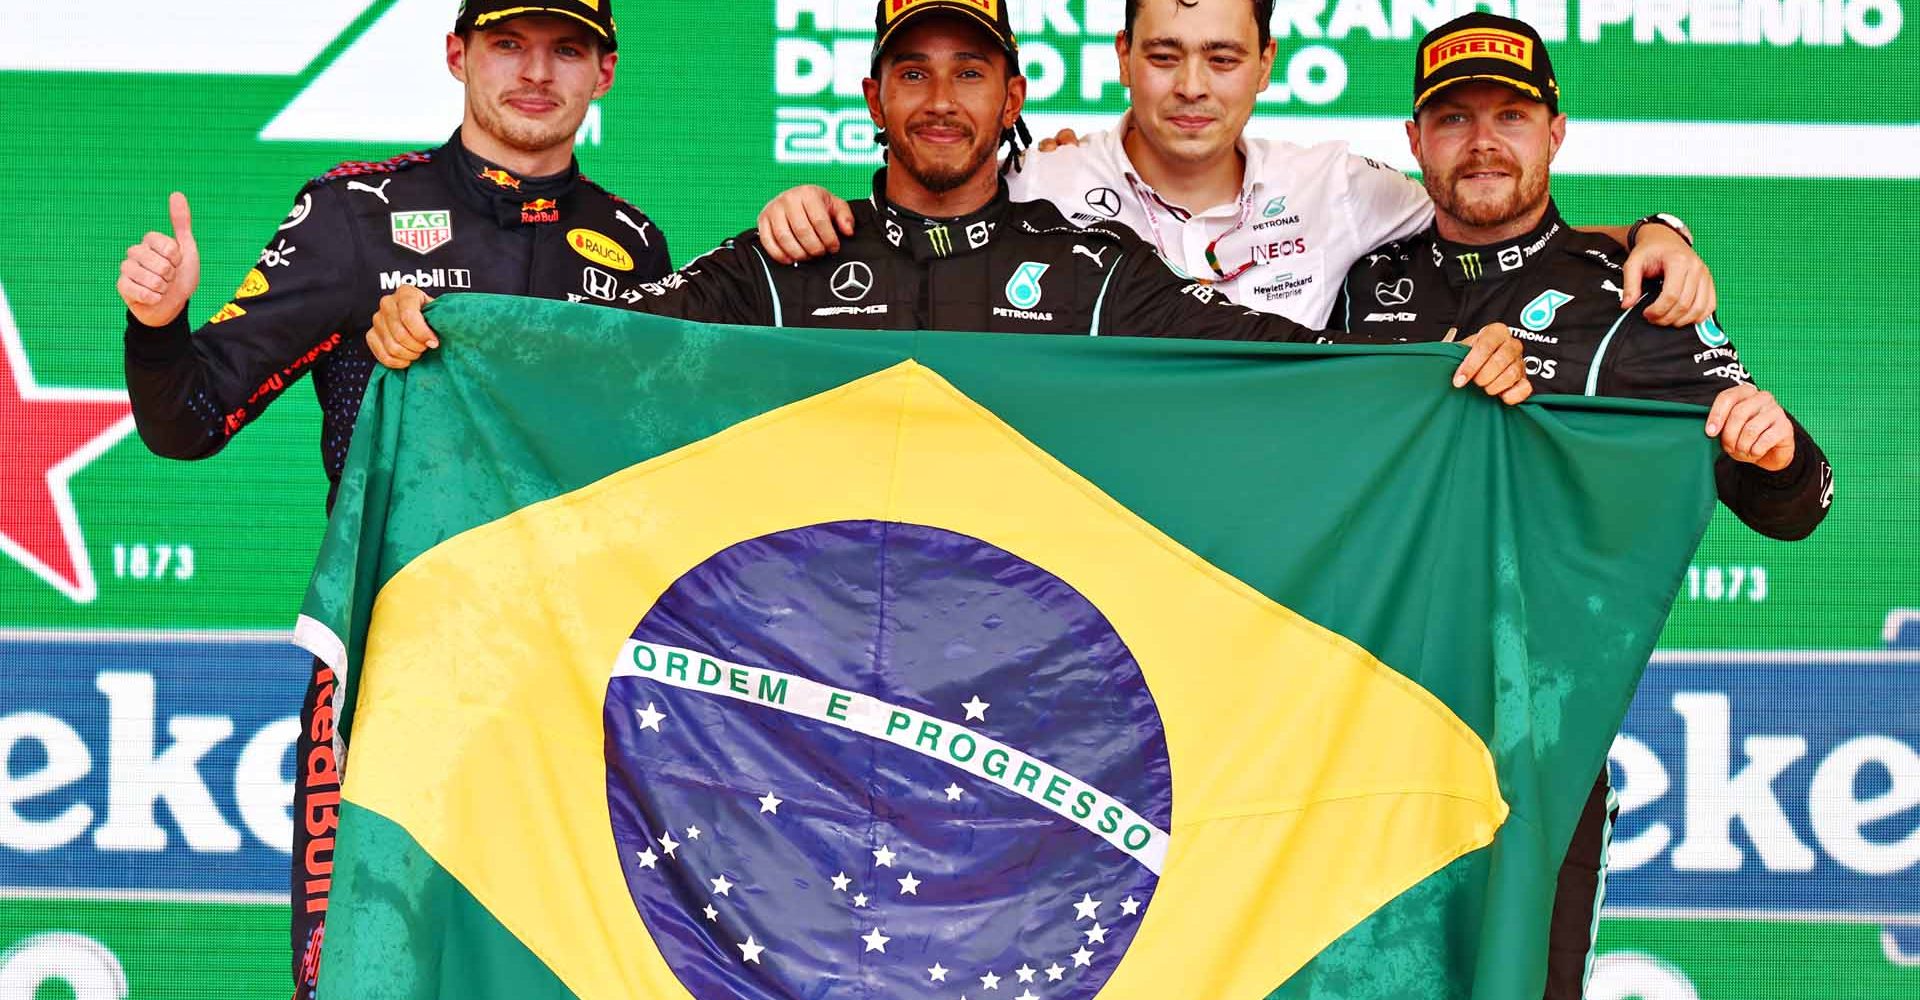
left=347, top=178, right=393, bottom=204
left=1072, top=244, right=1109, bottom=268
left=615, top=209, right=653, bottom=247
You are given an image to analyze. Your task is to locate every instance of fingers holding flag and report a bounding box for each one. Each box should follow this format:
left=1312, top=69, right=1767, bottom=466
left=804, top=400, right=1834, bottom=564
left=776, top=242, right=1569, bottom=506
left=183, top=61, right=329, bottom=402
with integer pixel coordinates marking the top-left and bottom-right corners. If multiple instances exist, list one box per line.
left=1454, top=322, right=1534, bottom=406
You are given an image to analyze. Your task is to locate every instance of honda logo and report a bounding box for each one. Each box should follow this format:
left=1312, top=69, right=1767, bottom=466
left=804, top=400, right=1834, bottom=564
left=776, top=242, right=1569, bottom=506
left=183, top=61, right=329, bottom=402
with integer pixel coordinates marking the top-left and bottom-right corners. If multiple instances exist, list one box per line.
left=582, top=266, right=619, bottom=301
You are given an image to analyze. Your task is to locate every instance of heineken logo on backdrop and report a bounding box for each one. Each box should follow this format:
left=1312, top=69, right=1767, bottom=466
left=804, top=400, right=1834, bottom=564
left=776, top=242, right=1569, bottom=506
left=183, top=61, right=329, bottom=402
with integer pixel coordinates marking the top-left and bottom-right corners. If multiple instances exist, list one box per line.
left=604, top=520, right=1170, bottom=999
left=0, top=282, right=135, bottom=603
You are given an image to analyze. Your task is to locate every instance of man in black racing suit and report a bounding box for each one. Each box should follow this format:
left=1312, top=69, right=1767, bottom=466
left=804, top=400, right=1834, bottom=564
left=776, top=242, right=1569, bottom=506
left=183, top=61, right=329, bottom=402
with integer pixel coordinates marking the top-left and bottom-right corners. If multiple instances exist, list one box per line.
left=113, top=5, right=668, bottom=996
left=1332, top=14, right=1833, bottom=999
left=371, top=0, right=1531, bottom=407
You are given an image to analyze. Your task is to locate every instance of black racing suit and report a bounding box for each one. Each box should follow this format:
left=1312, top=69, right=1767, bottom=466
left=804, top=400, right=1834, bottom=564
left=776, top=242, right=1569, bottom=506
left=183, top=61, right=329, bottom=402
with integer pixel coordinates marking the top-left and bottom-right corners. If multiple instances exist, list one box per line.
left=1334, top=201, right=1832, bottom=1000
left=621, top=169, right=1323, bottom=341
left=120, top=131, right=670, bottom=999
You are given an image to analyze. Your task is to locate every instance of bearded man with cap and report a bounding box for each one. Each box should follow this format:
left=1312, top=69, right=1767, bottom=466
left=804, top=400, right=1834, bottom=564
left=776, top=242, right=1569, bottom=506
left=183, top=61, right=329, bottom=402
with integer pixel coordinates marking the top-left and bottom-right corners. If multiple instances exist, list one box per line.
left=112, top=4, right=669, bottom=995
left=369, top=0, right=1531, bottom=413
left=1335, top=13, right=1833, bottom=998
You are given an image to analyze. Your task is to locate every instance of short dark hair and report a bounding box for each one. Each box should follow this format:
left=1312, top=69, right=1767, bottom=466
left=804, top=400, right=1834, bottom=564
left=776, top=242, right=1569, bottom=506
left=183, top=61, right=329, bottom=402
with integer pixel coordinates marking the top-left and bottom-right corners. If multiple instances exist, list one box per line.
left=1124, top=0, right=1276, bottom=50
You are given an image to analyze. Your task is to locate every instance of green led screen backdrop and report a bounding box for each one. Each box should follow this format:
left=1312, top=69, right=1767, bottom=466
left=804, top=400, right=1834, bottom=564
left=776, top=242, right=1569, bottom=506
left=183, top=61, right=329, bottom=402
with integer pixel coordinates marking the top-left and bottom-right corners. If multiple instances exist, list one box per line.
left=0, top=2, right=1915, bottom=997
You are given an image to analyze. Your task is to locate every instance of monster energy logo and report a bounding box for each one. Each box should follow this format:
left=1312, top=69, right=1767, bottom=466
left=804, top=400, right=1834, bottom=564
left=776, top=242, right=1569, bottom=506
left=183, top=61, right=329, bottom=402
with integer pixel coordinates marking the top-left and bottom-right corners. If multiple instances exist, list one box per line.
left=928, top=225, right=954, bottom=256
left=1457, top=252, right=1483, bottom=280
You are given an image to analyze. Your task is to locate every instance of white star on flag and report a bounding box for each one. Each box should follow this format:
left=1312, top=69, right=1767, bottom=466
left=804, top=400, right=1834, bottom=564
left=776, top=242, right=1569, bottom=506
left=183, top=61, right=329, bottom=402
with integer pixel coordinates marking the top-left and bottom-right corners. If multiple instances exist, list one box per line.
left=658, top=832, right=680, bottom=857
left=1045, top=963, right=1065, bottom=981
left=831, top=872, right=852, bottom=892
left=686, top=825, right=701, bottom=840
left=1016, top=991, right=1039, bottom=1000
left=1085, top=923, right=1109, bottom=944
left=710, top=875, right=734, bottom=896
left=945, top=783, right=965, bottom=801
left=852, top=892, right=870, bottom=908
left=1120, top=895, right=1141, bottom=916
left=758, top=791, right=783, bottom=814
left=635, top=703, right=666, bottom=730
left=979, top=971, right=1002, bottom=990
left=898, top=872, right=921, bottom=895
left=873, top=844, right=897, bottom=867
left=961, top=695, right=990, bottom=720
left=738, top=936, right=765, bottom=964
left=928, top=963, right=950, bottom=982
left=702, top=904, right=718, bottom=921
left=1073, top=893, right=1102, bottom=920
left=862, top=928, right=891, bottom=953
left=1071, top=947, right=1094, bottom=967
left=635, top=848, right=658, bottom=869
left=1015, top=964, right=1036, bottom=983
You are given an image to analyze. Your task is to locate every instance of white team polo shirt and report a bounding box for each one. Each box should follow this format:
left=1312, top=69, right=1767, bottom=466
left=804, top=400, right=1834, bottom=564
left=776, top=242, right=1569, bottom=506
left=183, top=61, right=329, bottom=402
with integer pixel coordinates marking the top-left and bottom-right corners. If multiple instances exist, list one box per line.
left=1006, top=112, right=1434, bottom=326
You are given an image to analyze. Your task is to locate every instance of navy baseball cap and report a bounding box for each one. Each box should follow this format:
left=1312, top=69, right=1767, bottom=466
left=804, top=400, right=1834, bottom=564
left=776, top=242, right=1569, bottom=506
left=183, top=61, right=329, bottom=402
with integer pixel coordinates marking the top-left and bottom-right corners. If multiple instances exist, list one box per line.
left=456, top=0, right=617, bottom=51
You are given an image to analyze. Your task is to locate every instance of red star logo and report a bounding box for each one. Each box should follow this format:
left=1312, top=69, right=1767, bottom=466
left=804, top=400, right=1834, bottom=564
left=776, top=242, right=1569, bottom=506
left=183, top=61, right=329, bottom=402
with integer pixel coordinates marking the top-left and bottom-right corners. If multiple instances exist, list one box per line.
left=0, top=284, right=135, bottom=603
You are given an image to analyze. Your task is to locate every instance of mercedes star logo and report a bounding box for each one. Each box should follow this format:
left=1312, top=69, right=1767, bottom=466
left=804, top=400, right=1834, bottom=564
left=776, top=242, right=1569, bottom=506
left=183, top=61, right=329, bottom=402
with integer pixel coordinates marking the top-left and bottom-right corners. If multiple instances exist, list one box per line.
left=1375, top=277, right=1414, bottom=306
left=1084, top=187, right=1121, bottom=218
left=831, top=261, right=875, bottom=302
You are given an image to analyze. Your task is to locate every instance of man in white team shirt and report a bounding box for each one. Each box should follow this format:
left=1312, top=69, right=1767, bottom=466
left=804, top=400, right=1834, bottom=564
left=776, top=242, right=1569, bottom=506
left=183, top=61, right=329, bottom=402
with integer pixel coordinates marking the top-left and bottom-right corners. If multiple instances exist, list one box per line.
left=758, top=0, right=1717, bottom=329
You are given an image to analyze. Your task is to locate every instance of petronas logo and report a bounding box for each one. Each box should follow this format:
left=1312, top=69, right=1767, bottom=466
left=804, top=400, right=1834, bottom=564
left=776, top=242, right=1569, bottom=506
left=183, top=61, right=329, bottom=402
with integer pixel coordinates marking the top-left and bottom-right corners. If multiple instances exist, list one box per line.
left=1006, top=262, right=1049, bottom=309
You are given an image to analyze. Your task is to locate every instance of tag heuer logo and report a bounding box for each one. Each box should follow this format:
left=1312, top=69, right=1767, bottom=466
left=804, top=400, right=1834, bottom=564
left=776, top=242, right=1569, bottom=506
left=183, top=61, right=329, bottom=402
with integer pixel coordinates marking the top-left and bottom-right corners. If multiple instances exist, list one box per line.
left=391, top=210, right=454, bottom=255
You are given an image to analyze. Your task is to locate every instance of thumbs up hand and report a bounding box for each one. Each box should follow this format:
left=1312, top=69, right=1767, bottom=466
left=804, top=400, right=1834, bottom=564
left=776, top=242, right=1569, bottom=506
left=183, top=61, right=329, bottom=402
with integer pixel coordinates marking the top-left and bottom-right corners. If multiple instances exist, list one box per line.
left=119, top=192, right=203, bottom=327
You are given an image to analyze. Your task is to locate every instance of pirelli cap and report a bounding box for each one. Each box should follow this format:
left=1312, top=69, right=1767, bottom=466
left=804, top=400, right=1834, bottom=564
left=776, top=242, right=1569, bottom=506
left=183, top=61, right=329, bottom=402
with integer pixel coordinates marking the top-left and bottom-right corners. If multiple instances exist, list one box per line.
left=872, top=0, right=1018, bottom=72
left=456, top=0, right=616, bottom=51
left=1413, top=12, right=1558, bottom=116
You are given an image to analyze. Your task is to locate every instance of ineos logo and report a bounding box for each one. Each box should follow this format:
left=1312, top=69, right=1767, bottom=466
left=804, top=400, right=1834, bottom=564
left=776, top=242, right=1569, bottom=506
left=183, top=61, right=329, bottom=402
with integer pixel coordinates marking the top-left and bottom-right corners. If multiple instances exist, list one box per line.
left=831, top=261, right=874, bottom=302
left=1084, top=187, right=1121, bottom=218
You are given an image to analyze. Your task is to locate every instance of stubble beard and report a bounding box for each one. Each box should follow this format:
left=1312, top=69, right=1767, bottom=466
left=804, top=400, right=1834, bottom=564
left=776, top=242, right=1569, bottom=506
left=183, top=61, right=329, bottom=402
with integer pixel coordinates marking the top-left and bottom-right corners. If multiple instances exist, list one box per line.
left=470, top=91, right=583, bottom=156
left=892, top=121, right=999, bottom=195
left=1426, top=154, right=1551, bottom=230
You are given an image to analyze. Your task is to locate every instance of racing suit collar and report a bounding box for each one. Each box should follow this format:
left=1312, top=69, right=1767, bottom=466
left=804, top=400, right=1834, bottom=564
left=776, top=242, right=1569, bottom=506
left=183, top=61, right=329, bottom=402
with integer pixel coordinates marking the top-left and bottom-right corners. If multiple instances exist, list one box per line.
left=1431, top=199, right=1567, bottom=287
left=869, top=169, right=1010, bottom=263
left=445, top=130, right=579, bottom=228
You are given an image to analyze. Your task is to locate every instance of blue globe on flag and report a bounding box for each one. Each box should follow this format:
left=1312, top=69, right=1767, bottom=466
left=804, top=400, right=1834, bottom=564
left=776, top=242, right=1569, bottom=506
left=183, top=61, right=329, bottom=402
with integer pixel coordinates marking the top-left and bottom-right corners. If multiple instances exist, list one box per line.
left=604, top=520, right=1173, bottom=998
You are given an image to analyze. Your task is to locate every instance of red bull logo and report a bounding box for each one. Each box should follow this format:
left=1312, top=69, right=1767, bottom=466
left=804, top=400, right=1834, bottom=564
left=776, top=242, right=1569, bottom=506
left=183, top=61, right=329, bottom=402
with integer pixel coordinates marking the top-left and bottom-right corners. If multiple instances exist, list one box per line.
left=521, top=198, right=561, bottom=224
left=478, top=168, right=522, bottom=190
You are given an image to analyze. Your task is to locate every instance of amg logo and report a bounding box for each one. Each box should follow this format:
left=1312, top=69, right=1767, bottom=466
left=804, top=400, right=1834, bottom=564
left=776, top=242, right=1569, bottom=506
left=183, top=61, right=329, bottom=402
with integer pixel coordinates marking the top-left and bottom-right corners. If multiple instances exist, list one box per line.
left=379, top=268, right=472, bottom=291
left=811, top=305, right=890, bottom=317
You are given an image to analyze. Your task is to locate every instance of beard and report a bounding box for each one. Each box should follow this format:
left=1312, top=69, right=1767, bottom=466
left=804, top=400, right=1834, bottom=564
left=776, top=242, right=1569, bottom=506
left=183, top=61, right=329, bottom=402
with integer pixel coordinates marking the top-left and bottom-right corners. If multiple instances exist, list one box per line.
left=469, top=89, right=583, bottom=155
left=1426, top=152, right=1550, bottom=229
left=890, top=117, right=999, bottom=194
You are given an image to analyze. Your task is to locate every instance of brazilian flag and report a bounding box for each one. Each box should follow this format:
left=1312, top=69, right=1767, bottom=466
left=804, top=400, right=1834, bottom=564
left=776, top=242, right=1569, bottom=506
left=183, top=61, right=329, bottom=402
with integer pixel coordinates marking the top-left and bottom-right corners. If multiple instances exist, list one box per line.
left=297, top=296, right=1715, bottom=1000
